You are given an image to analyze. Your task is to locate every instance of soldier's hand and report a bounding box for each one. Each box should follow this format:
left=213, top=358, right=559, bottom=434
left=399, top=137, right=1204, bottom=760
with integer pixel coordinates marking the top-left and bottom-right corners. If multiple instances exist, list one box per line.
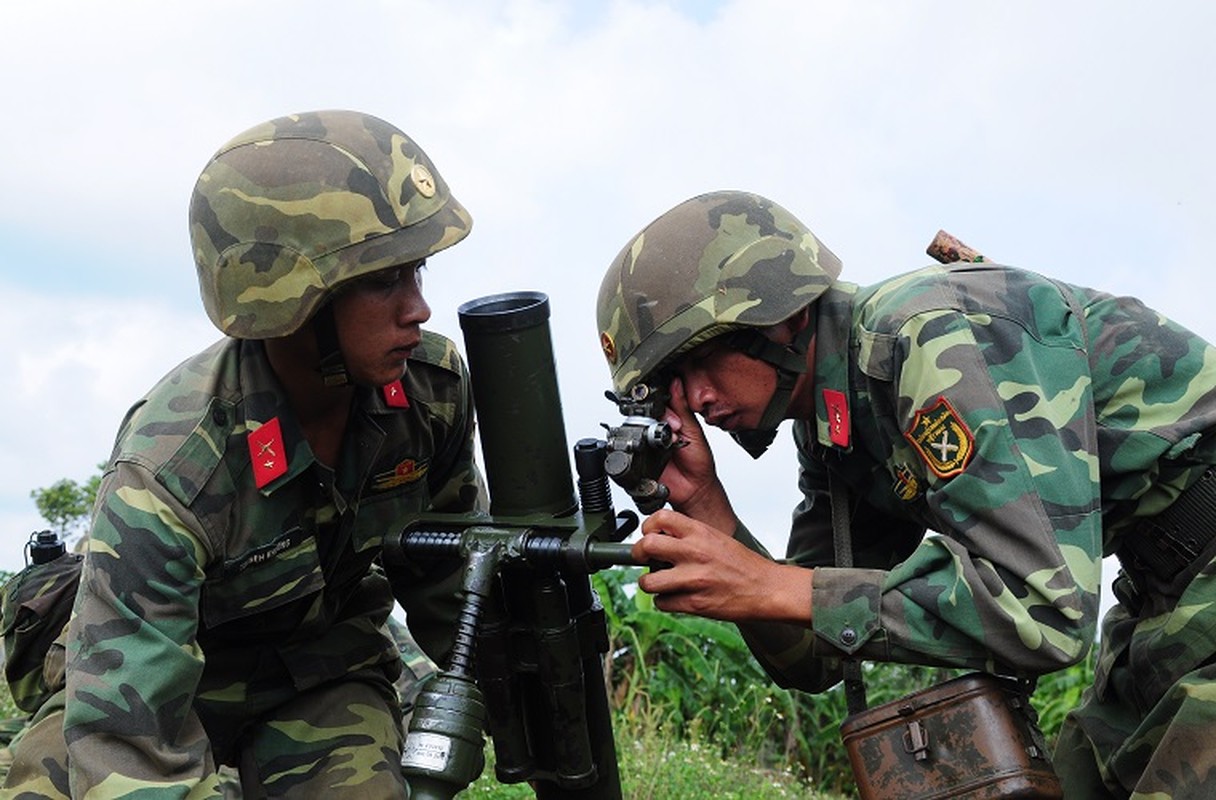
left=631, top=509, right=813, bottom=625
left=658, top=378, right=733, bottom=527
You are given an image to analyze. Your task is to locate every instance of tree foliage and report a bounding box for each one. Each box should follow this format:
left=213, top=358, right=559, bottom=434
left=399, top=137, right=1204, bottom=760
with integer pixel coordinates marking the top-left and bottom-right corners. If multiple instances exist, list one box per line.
left=28, top=462, right=105, bottom=543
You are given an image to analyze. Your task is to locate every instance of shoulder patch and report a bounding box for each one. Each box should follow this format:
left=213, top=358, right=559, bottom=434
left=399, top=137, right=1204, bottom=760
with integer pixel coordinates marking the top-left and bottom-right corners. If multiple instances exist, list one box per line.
left=903, top=396, right=974, bottom=478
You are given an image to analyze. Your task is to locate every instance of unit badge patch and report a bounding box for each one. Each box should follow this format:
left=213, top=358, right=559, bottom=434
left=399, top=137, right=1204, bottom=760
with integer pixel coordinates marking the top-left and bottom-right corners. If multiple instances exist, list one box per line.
left=372, top=458, right=430, bottom=492
left=892, top=463, right=921, bottom=501
left=904, top=396, right=974, bottom=478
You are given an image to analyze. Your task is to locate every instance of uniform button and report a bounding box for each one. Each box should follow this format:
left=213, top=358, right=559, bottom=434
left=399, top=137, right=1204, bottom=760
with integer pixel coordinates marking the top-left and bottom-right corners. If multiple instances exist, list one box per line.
left=840, top=627, right=858, bottom=647
left=212, top=408, right=228, bottom=426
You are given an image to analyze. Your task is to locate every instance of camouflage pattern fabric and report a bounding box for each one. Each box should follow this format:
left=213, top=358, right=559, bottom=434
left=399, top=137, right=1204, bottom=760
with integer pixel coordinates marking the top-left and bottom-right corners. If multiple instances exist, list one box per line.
left=190, top=110, right=472, bottom=339
left=596, top=190, right=841, bottom=396
left=1, top=545, right=80, bottom=794
left=1053, top=641, right=1216, bottom=798
left=385, top=614, right=437, bottom=724
left=0, top=717, right=20, bottom=781
left=229, top=665, right=408, bottom=798
left=2, top=619, right=436, bottom=798
left=727, top=262, right=1216, bottom=798
left=22, top=332, right=487, bottom=799
left=2, top=689, right=70, bottom=798
left=0, top=552, right=80, bottom=714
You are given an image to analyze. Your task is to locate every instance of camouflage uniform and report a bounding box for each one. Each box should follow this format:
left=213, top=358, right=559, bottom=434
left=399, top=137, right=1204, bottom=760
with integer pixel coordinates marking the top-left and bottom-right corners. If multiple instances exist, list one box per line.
left=0, top=546, right=78, bottom=797
left=598, top=192, right=1216, bottom=799
left=4, top=110, right=485, bottom=799
left=2, top=334, right=482, bottom=800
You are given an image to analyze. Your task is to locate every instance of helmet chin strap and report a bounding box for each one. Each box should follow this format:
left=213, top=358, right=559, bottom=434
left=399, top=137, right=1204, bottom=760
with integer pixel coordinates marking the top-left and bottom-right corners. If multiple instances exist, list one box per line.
left=727, top=317, right=815, bottom=459
left=312, top=304, right=351, bottom=387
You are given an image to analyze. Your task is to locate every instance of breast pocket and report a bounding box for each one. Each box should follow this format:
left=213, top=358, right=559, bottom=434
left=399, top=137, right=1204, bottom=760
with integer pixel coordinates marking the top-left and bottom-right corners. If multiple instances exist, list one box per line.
left=352, top=472, right=433, bottom=553
left=201, top=527, right=325, bottom=629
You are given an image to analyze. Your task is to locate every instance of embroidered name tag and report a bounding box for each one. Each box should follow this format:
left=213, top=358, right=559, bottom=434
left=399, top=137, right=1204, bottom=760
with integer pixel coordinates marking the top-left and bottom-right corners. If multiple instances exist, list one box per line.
left=226, top=527, right=306, bottom=576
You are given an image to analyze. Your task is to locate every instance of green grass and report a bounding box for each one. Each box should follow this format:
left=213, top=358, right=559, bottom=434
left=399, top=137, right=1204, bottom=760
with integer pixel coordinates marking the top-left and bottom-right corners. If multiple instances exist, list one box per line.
left=0, top=676, right=841, bottom=798
left=465, top=714, right=843, bottom=799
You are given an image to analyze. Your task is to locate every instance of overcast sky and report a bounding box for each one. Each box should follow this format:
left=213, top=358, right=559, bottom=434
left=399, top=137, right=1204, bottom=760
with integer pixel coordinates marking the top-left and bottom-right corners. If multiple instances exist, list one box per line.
left=2, top=0, right=1213, bottom=612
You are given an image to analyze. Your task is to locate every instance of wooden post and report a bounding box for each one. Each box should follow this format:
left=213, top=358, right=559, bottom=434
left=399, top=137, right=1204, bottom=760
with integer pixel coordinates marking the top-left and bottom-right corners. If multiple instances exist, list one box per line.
left=926, top=230, right=985, bottom=264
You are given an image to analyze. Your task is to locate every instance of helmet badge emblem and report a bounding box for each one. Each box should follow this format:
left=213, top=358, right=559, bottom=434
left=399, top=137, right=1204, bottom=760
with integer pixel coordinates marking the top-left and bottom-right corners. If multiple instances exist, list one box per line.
left=410, top=163, right=437, bottom=198
left=600, top=331, right=618, bottom=364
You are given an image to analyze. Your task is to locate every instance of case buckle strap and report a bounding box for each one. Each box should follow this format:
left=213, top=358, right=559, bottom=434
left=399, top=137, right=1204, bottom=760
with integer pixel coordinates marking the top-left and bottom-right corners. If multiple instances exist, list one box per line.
left=899, top=705, right=931, bottom=761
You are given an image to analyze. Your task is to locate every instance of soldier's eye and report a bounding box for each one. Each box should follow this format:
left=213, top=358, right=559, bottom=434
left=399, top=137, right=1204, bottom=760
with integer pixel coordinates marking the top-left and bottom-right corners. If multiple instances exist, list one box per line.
left=364, top=273, right=400, bottom=291
left=349, top=260, right=426, bottom=294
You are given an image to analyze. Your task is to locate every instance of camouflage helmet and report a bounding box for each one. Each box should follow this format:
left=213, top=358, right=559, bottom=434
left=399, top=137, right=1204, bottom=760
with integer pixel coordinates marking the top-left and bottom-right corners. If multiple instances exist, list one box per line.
left=190, top=110, right=472, bottom=338
left=597, top=190, right=842, bottom=394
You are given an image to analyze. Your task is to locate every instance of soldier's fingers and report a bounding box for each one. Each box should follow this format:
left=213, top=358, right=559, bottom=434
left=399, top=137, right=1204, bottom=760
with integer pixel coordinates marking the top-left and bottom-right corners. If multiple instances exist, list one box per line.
left=637, top=562, right=684, bottom=595
left=633, top=530, right=686, bottom=563
left=668, top=377, right=703, bottom=431
left=640, top=509, right=692, bottom=538
left=668, top=376, right=688, bottom=411
left=651, top=591, right=690, bottom=614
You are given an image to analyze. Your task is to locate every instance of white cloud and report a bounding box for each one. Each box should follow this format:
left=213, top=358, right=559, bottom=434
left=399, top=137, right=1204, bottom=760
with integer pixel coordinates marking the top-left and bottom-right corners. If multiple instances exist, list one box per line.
left=0, top=285, right=217, bottom=570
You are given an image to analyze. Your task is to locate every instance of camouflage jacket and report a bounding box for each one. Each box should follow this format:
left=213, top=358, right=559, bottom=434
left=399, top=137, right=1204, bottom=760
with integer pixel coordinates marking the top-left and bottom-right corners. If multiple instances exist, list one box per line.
left=63, top=332, right=485, bottom=798
left=737, top=262, right=1216, bottom=690
left=0, top=549, right=80, bottom=714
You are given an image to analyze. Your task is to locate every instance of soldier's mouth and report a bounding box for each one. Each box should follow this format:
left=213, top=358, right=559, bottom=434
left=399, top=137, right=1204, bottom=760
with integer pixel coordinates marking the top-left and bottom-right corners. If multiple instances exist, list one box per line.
left=392, top=341, right=420, bottom=360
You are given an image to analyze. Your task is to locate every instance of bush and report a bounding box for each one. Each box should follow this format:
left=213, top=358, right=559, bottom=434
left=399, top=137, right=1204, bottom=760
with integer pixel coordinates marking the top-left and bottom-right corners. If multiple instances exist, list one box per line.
left=591, top=567, right=1096, bottom=796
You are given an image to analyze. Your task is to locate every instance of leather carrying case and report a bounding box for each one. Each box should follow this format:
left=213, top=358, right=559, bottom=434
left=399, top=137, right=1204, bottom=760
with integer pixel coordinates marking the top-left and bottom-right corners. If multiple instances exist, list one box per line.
left=840, top=672, right=1063, bottom=800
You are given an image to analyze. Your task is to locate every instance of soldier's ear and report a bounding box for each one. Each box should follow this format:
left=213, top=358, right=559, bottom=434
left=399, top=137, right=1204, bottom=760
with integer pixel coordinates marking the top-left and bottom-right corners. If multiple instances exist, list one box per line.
left=770, top=306, right=812, bottom=345
left=793, top=305, right=812, bottom=333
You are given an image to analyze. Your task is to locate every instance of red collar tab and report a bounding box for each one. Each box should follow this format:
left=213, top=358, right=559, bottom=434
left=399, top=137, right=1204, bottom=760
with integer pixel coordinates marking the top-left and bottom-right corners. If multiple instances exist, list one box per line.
left=823, top=389, right=850, bottom=447
left=247, top=417, right=288, bottom=489
left=382, top=381, right=410, bottom=408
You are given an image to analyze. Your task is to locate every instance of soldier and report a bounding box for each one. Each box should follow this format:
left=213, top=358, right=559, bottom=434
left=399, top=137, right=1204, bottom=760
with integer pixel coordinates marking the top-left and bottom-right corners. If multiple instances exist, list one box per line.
left=596, top=190, right=1216, bottom=798
left=4, top=109, right=486, bottom=798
